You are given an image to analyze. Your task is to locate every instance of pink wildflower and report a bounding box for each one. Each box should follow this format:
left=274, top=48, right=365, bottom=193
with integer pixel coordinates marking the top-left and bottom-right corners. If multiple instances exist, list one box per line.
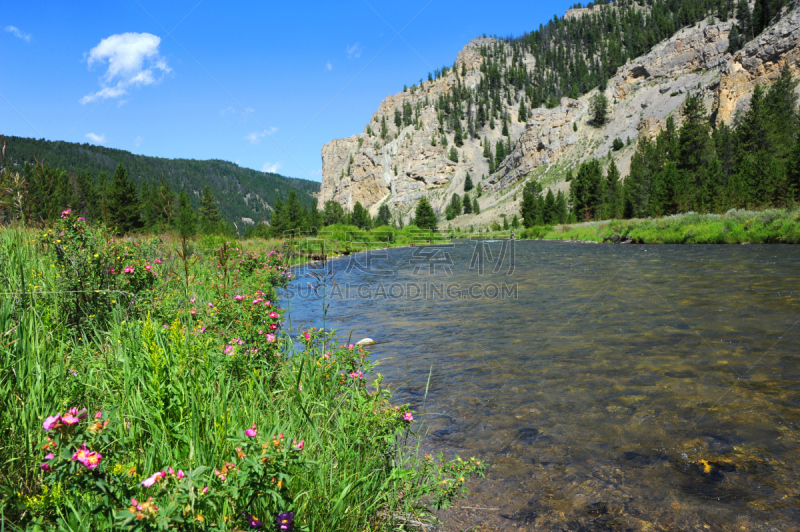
left=191, top=310, right=197, bottom=315
left=202, top=486, right=209, bottom=494
left=349, top=370, right=363, bottom=379
left=168, top=467, right=175, bottom=475
left=177, top=470, right=185, bottom=479
left=266, top=334, right=276, bottom=343
left=84, top=451, right=102, bottom=469
left=269, top=324, right=278, bottom=330
left=72, top=444, right=91, bottom=465
left=269, top=312, right=279, bottom=319
left=43, top=414, right=62, bottom=431
left=95, top=411, right=103, bottom=419
left=403, top=412, right=414, bottom=422
left=303, top=332, right=311, bottom=341
left=40, top=463, right=50, bottom=471
left=60, top=209, right=72, bottom=219
left=124, top=266, right=134, bottom=274
left=208, top=302, right=214, bottom=308
left=294, top=440, right=304, bottom=450
left=45, top=453, right=55, bottom=460
left=141, top=473, right=161, bottom=487
left=109, top=268, right=116, bottom=275
left=131, top=498, right=139, bottom=507
left=245, top=423, right=257, bottom=438
left=154, top=258, right=162, bottom=264
left=224, top=345, right=235, bottom=355
left=234, top=295, right=244, bottom=301
left=199, top=327, right=206, bottom=334
left=190, top=297, right=197, bottom=303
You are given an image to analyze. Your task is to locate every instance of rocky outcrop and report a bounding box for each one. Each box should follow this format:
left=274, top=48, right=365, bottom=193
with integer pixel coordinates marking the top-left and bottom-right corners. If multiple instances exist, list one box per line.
left=611, top=22, right=731, bottom=101
left=713, top=5, right=800, bottom=124
left=488, top=99, right=582, bottom=191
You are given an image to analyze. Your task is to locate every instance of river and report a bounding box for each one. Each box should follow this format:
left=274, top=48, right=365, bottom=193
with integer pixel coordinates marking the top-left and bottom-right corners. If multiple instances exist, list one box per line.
left=282, top=239, right=800, bottom=531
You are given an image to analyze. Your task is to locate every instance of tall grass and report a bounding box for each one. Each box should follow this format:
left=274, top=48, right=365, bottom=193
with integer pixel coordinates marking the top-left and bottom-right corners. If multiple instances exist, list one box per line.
left=0, top=222, right=482, bottom=531
left=516, top=209, right=800, bottom=244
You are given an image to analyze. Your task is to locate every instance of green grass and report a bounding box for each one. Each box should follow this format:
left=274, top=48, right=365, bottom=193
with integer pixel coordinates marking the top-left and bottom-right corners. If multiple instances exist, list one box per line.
left=517, top=209, right=800, bottom=244
left=0, top=222, right=482, bottom=531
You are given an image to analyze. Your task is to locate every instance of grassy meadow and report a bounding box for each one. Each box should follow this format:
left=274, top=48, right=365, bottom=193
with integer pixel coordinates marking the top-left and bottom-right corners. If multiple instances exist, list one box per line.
left=0, top=214, right=482, bottom=531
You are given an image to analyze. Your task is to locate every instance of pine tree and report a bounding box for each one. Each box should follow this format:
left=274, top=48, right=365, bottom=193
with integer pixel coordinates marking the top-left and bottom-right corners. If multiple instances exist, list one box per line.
left=449, top=147, right=459, bottom=163
left=351, top=201, right=371, bottom=229
left=200, top=185, right=223, bottom=234
left=414, top=197, right=437, bottom=230
left=590, top=93, right=609, bottom=126
left=106, top=164, right=141, bottom=234
left=176, top=189, right=196, bottom=239
left=571, top=159, right=604, bottom=220
left=473, top=197, right=480, bottom=214
left=155, top=180, right=176, bottom=230
left=445, top=193, right=462, bottom=220
left=463, top=193, right=473, bottom=214
left=678, top=94, right=713, bottom=175
left=323, top=200, right=345, bottom=226
left=518, top=99, right=528, bottom=122
left=464, top=172, right=474, bottom=192
left=284, top=189, right=307, bottom=232
left=483, top=136, right=491, bottom=159
left=520, top=180, right=542, bottom=228
left=543, top=189, right=557, bottom=224
left=376, top=203, right=391, bottom=226
left=307, top=202, right=323, bottom=234
left=502, top=116, right=509, bottom=137
left=380, top=116, right=388, bottom=140
left=604, top=160, right=623, bottom=219
left=75, top=170, right=100, bottom=221
left=270, top=198, right=286, bottom=237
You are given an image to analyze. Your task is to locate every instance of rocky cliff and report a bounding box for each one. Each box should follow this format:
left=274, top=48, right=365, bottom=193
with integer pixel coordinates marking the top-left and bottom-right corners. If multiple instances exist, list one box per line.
left=319, top=2, right=800, bottom=227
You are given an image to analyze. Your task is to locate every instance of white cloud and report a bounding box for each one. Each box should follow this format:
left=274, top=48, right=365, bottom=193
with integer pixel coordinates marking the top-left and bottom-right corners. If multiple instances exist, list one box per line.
left=133, top=136, right=144, bottom=147
left=81, top=32, right=171, bottom=104
left=326, top=61, right=333, bottom=71
left=244, top=127, right=278, bottom=145
left=346, top=42, right=363, bottom=59
left=5, top=26, right=32, bottom=42
left=85, top=132, right=107, bottom=144
left=262, top=161, right=282, bottom=173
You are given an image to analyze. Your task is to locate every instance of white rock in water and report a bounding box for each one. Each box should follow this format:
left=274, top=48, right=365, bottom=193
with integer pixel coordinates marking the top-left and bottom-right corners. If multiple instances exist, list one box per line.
left=356, top=338, right=376, bottom=346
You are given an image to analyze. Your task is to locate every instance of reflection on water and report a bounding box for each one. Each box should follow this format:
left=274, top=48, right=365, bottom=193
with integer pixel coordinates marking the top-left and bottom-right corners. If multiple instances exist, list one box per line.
left=283, top=241, right=800, bottom=530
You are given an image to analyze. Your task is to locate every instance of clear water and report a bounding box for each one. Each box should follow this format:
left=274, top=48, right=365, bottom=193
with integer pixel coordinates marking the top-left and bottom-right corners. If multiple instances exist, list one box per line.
left=283, top=240, right=800, bottom=531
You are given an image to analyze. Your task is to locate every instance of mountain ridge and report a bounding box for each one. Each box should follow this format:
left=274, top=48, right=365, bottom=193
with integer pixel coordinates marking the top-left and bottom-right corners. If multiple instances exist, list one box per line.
left=319, top=0, right=800, bottom=227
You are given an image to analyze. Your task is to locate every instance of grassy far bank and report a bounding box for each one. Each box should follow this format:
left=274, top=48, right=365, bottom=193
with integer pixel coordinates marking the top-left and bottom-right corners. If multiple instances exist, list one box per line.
left=469, top=209, right=800, bottom=244
left=0, top=215, right=483, bottom=531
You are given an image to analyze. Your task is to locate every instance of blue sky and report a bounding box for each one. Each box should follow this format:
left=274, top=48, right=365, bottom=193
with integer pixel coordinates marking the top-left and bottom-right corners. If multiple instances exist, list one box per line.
left=1, top=1, right=576, bottom=182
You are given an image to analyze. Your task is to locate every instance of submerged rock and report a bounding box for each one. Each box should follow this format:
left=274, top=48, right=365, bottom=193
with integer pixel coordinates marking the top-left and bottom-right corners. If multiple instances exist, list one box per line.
left=356, top=338, right=376, bottom=346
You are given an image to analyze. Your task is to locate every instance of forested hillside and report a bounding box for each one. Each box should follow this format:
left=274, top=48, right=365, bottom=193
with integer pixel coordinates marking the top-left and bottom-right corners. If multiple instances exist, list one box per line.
left=2, top=135, right=319, bottom=229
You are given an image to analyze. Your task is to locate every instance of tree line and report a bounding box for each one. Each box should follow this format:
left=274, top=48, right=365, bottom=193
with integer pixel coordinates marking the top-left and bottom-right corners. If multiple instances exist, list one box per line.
left=1, top=135, right=319, bottom=230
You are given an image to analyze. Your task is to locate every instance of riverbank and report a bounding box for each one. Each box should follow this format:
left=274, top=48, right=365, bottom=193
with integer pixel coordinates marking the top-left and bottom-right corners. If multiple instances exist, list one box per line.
left=510, top=208, right=800, bottom=244
left=0, top=221, right=482, bottom=530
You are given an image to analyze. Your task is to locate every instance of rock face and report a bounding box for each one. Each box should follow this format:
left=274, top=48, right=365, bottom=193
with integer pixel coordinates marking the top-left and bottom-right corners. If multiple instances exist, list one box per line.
left=319, top=4, right=800, bottom=224
left=713, top=4, right=800, bottom=124
left=488, top=99, right=582, bottom=192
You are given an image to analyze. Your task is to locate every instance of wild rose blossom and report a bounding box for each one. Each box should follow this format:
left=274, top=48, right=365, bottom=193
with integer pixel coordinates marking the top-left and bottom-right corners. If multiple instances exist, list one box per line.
left=154, top=258, right=162, bottom=264
left=403, top=412, right=414, bottom=422
left=245, top=423, right=257, bottom=438
left=294, top=440, right=304, bottom=450
left=84, top=451, right=102, bottom=469
left=95, top=411, right=103, bottom=419
left=234, top=295, right=244, bottom=301
left=141, top=472, right=161, bottom=487
left=269, top=312, right=280, bottom=319
left=191, top=310, right=197, bottom=315
left=45, top=453, right=55, bottom=460
left=177, top=470, right=185, bottom=479
left=303, top=332, right=311, bottom=341
left=43, top=414, right=62, bottom=431
left=61, top=209, right=72, bottom=219
left=124, top=266, right=134, bottom=274
left=266, top=334, right=276, bottom=343
left=40, top=463, right=50, bottom=471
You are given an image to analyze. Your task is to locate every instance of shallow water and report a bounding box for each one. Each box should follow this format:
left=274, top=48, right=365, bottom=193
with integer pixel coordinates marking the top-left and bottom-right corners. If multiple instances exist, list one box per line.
left=283, top=240, right=800, bottom=531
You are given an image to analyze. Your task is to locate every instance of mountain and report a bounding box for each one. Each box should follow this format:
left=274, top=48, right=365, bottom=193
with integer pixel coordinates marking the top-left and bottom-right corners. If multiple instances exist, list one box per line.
left=319, top=0, right=800, bottom=226
left=2, top=135, right=320, bottom=229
